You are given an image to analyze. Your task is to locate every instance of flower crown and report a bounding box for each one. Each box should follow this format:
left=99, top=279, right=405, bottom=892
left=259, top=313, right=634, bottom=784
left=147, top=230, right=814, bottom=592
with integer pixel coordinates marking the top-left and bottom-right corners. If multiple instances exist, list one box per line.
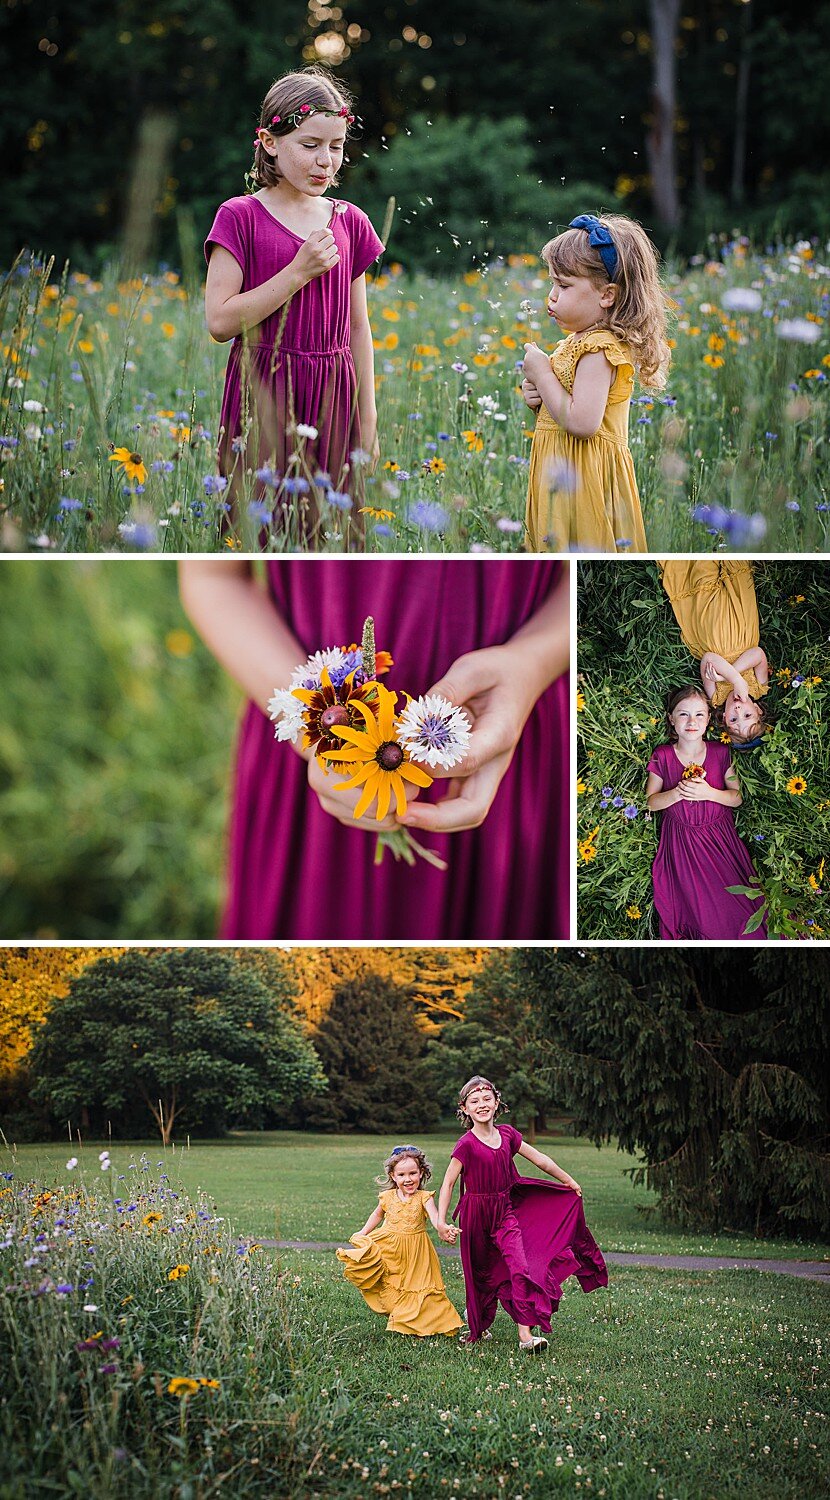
left=390, top=1144, right=419, bottom=1156
left=254, top=103, right=355, bottom=145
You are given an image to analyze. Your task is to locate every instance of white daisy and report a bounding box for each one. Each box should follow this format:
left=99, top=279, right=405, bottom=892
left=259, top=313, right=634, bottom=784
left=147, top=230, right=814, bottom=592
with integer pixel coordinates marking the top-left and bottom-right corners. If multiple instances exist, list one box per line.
left=267, top=687, right=305, bottom=742
left=289, top=647, right=346, bottom=690
left=396, top=694, right=472, bottom=769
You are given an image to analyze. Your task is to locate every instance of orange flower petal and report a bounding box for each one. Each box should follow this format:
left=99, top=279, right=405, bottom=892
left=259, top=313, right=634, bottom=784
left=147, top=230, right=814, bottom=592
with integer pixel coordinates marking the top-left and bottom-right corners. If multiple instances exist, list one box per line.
left=398, top=763, right=433, bottom=787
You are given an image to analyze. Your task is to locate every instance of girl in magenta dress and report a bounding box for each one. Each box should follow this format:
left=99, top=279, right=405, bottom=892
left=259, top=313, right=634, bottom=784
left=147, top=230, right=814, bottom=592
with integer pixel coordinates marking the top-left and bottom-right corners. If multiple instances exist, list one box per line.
left=204, top=68, right=384, bottom=540
left=216, top=558, right=569, bottom=941
left=645, top=685, right=767, bottom=940
left=436, top=1077, right=608, bottom=1349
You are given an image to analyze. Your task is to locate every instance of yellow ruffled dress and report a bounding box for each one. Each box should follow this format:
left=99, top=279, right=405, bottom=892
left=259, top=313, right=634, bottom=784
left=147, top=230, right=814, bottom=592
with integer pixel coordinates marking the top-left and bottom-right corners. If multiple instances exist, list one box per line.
left=526, top=328, right=646, bottom=553
left=336, top=1189, right=462, bottom=1336
left=659, top=559, right=769, bottom=706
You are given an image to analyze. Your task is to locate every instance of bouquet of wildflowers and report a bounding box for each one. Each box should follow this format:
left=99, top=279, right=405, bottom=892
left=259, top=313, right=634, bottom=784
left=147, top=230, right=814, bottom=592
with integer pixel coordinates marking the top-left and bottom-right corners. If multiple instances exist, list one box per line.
left=267, top=617, right=472, bottom=868
left=681, top=762, right=707, bottom=781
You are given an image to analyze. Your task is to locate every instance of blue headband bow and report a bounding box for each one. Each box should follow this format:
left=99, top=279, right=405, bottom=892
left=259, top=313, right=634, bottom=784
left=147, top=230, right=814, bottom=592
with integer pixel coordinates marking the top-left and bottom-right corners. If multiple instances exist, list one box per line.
left=391, top=1144, right=418, bottom=1155
left=730, top=736, right=766, bottom=752
left=569, top=214, right=618, bottom=280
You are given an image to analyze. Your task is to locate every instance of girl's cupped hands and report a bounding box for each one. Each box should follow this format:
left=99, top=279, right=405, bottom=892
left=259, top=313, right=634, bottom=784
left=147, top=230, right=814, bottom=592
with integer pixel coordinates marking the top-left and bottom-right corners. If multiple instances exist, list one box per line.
left=398, top=644, right=543, bottom=834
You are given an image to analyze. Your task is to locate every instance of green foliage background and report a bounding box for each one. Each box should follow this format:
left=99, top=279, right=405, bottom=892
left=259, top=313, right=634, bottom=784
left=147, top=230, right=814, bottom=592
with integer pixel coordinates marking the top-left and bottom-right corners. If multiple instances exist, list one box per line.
left=4, top=1, right=830, bottom=267
left=0, top=560, right=239, bottom=937
left=577, top=560, right=830, bottom=939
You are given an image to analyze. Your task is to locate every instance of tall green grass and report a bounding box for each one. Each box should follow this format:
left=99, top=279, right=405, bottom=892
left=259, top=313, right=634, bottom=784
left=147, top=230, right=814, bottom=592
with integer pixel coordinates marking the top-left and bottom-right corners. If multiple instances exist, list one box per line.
left=577, top=562, right=830, bottom=939
left=0, top=239, right=827, bottom=551
left=2, top=1147, right=827, bottom=1498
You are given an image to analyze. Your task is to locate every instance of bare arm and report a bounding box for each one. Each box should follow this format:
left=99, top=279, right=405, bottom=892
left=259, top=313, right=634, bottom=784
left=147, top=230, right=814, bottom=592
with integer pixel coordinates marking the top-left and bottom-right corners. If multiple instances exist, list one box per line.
left=204, top=230, right=339, bottom=342
left=523, top=344, right=614, bottom=438
left=517, top=1140, right=581, bottom=1195
left=353, top=1203, right=384, bottom=1237
left=646, top=769, right=681, bottom=813
left=349, top=274, right=379, bottom=465
left=424, top=1192, right=457, bottom=1242
left=731, top=646, right=768, bottom=684
left=178, top=560, right=304, bottom=715
left=437, top=1157, right=463, bottom=1231
left=700, top=652, right=747, bottom=698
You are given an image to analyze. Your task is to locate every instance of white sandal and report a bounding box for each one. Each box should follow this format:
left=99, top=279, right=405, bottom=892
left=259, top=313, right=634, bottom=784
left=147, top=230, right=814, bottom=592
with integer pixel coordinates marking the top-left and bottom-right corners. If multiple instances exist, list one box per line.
left=519, top=1335, right=548, bottom=1353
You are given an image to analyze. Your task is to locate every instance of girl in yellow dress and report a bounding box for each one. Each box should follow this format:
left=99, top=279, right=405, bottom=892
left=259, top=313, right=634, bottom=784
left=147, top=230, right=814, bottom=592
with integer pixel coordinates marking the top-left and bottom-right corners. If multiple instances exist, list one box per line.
left=337, top=1145, right=463, bottom=1337
left=522, top=213, right=671, bottom=552
left=660, top=559, right=772, bottom=747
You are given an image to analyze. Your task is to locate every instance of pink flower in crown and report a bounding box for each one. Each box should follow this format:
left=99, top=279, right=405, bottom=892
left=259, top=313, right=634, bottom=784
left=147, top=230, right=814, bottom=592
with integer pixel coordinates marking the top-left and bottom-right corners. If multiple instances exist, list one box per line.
left=271, top=114, right=281, bottom=125
left=299, top=104, right=311, bottom=114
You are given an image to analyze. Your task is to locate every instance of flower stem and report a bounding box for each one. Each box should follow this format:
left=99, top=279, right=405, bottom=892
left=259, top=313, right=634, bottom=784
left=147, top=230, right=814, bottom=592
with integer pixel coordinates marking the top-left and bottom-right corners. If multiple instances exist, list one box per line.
left=374, top=828, right=447, bottom=870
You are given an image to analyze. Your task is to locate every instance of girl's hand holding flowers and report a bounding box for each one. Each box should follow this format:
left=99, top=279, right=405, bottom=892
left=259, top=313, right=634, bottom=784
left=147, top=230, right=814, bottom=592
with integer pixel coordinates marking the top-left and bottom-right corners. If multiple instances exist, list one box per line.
left=292, top=226, right=340, bottom=282
left=400, top=643, right=544, bottom=834
left=522, top=341, right=552, bottom=384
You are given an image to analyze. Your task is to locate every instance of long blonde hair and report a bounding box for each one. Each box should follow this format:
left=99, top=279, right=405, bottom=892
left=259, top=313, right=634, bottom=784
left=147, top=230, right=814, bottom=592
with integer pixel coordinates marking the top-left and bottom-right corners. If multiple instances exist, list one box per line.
left=542, top=213, right=671, bottom=390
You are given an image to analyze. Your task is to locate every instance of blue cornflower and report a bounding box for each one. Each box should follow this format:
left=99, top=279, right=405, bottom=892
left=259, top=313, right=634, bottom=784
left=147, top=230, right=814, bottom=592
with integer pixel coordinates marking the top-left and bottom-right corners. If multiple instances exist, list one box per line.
left=203, top=474, right=227, bottom=495
left=601, top=786, right=613, bottom=798
left=612, top=796, right=625, bottom=809
left=409, top=499, right=448, bottom=532
left=437, top=431, right=451, bottom=440
left=425, top=441, right=438, bottom=452
left=255, top=466, right=279, bottom=487
left=59, top=497, right=83, bottom=511
left=247, top=502, right=271, bottom=525
left=764, top=432, right=778, bottom=441
left=326, top=490, right=353, bottom=511
left=374, top=523, right=393, bottom=537
left=283, top=477, right=310, bottom=495
left=623, top=804, right=638, bottom=819
left=785, top=501, right=800, bottom=513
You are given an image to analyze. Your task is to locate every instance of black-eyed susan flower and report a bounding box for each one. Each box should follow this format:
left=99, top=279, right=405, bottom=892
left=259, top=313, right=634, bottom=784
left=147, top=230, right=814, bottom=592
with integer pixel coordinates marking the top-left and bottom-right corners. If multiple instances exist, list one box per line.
left=291, top=667, right=379, bottom=759
left=168, top=1377, right=200, bottom=1398
left=167, top=1263, right=190, bottom=1281
left=626, top=905, right=641, bottom=920
left=109, top=447, right=147, bottom=485
left=786, top=775, right=807, bottom=795
left=322, top=683, right=432, bottom=820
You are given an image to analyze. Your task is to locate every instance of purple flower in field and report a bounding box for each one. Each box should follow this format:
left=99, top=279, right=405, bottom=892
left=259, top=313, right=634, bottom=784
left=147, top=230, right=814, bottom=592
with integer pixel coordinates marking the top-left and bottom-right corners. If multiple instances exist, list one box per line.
left=247, top=502, right=271, bottom=526
left=55, top=1283, right=73, bottom=1295
left=0, top=436, right=20, bottom=448
left=100, top=1363, right=118, bottom=1376
left=100, top=1338, right=121, bottom=1351
left=255, top=466, right=280, bottom=488
left=59, top=497, right=83, bottom=511
left=623, top=804, right=638, bottom=819
left=326, top=490, right=353, bottom=511
left=545, top=458, right=578, bottom=494
left=283, top=477, right=310, bottom=495
left=203, top=474, right=227, bottom=495
left=496, top=517, right=523, bottom=533
left=409, top=499, right=448, bottom=532
left=612, top=796, right=625, bottom=809
left=151, top=460, right=175, bottom=474
left=601, top=786, right=614, bottom=798
left=785, top=501, right=800, bottom=513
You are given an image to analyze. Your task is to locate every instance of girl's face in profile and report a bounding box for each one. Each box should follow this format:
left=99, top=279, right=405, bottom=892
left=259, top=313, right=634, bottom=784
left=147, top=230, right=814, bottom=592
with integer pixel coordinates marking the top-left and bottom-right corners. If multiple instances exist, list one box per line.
left=390, top=1157, right=422, bottom=1196
left=670, top=695, right=709, bottom=743
left=259, top=115, right=346, bottom=196
left=723, top=693, right=762, bottom=738
left=463, top=1085, right=498, bottom=1126
left=547, top=273, right=614, bottom=334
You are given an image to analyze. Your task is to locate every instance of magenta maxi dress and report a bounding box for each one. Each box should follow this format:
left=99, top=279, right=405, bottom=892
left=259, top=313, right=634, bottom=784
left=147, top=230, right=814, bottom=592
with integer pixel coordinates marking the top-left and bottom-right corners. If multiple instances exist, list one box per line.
left=204, top=195, right=384, bottom=508
left=220, top=559, right=568, bottom=941
left=647, top=741, right=767, bottom=940
left=450, top=1124, right=608, bottom=1343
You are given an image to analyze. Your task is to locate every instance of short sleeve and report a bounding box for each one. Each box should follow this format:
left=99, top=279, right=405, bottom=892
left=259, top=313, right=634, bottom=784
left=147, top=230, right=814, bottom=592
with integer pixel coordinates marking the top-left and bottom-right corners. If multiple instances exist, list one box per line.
left=503, top=1123, right=523, bottom=1155
left=646, top=743, right=666, bottom=779
left=345, top=204, right=385, bottom=280
left=420, top=1189, right=435, bottom=1206
left=577, top=329, right=633, bottom=369
left=451, top=1134, right=470, bottom=1166
left=204, top=200, right=249, bottom=272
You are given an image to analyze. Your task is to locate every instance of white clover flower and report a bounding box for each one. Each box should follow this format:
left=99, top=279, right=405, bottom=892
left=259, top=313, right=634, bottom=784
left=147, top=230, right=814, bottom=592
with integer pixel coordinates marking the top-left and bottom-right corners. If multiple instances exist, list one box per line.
left=294, top=422, right=318, bottom=439
left=396, top=694, right=472, bottom=769
left=289, top=647, right=346, bottom=690
left=776, top=318, right=820, bottom=343
left=66, top=1157, right=78, bottom=1170
left=267, top=688, right=305, bottom=743
left=721, top=287, right=763, bottom=313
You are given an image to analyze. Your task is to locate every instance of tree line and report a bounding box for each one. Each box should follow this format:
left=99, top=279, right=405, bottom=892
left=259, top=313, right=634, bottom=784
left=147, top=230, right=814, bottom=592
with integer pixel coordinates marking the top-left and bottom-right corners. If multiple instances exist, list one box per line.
left=3, top=945, right=827, bottom=1239
left=3, top=1, right=829, bottom=269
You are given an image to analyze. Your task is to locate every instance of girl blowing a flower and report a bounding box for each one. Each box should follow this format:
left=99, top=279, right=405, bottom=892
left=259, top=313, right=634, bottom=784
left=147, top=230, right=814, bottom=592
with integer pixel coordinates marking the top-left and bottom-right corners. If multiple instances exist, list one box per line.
left=436, top=1077, right=607, bottom=1350
left=659, top=560, right=772, bottom=749
left=522, top=213, right=670, bottom=552
left=337, top=1146, right=462, bottom=1337
left=204, top=67, right=385, bottom=542
left=646, top=685, right=767, bottom=940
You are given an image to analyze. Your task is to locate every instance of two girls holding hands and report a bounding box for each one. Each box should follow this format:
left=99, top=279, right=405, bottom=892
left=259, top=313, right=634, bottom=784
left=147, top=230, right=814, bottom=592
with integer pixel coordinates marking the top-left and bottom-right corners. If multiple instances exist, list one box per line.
left=339, top=1080, right=607, bottom=1351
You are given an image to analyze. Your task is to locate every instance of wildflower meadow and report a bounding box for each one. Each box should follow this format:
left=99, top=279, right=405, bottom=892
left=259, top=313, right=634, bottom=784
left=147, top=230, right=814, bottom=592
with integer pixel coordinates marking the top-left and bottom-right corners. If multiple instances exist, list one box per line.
left=1, top=235, right=828, bottom=553
left=2, top=1136, right=827, bottom=1498
left=577, top=562, right=830, bottom=940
